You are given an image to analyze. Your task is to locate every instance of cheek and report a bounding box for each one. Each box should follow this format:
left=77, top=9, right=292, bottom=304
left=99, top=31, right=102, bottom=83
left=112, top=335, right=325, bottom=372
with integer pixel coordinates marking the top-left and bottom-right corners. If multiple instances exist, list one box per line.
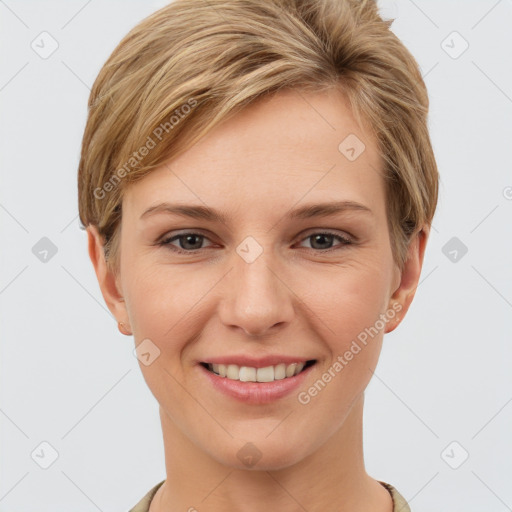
left=295, top=257, right=391, bottom=396
left=124, top=261, right=201, bottom=335
left=299, top=256, right=391, bottom=345
left=123, top=264, right=205, bottom=419
left=292, top=265, right=389, bottom=431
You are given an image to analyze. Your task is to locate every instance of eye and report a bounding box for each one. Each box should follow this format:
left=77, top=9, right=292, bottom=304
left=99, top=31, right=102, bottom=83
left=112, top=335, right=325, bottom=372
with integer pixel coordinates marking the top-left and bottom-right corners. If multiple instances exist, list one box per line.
left=158, top=232, right=214, bottom=253
left=296, top=231, right=353, bottom=252
left=158, top=229, right=353, bottom=254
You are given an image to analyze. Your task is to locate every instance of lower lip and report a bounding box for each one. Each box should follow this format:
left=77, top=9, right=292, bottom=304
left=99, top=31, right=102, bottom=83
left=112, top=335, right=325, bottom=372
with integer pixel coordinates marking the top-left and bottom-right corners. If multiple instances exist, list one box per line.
left=198, top=363, right=315, bottom=405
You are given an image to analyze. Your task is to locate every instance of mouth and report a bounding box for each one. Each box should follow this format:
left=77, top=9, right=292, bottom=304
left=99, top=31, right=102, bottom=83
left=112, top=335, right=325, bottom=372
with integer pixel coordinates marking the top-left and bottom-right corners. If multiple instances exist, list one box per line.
left=200, top=360, right=317, bottom=383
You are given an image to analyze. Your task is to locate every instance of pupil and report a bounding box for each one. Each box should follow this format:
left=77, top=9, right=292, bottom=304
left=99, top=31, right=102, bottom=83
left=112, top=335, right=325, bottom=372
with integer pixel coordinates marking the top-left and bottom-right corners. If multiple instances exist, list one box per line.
left=183, top=234, right=202, bottom=249
left=312, top=234, right=332, bottom=250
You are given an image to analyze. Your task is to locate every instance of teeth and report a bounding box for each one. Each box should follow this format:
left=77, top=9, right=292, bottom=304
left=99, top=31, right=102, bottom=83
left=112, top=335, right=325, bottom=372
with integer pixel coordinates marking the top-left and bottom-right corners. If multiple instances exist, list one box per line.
left=285, top=363, right=297, bottom=378
left=240, top=366, right=256, bottom=382
left=207, top=361, right=310, bottom=382
left=274, top=363, right=286, bottom=380
left=256, top=366, right=274, bottom=382
left=226, top=364, right=240, bottom=380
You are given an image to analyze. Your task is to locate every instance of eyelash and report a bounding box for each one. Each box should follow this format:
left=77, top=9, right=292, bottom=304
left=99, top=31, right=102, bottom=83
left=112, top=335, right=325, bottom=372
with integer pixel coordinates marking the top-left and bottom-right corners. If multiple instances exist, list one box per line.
left=157, top=230, right=353, bottom=255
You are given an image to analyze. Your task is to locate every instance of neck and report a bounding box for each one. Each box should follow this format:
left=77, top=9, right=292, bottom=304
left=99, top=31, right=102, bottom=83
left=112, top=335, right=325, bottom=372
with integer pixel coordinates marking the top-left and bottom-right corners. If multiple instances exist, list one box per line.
left=150, top=394, right=393, bottom=512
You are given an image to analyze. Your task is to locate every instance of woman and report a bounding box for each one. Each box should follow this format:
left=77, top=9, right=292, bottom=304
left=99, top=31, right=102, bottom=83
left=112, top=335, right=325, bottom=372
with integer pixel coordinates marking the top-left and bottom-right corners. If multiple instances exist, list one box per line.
left=78, top=0, right=439, bottom=510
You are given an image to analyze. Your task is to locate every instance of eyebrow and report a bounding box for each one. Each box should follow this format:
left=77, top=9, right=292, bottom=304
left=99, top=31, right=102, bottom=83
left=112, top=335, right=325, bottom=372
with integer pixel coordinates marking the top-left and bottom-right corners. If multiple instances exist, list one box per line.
left=140, top=200, right=373, bottom=223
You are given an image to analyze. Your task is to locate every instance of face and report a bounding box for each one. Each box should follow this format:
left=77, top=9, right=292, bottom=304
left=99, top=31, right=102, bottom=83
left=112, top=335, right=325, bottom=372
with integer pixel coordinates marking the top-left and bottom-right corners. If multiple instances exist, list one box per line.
left=91, top=88, right=424, bottom=471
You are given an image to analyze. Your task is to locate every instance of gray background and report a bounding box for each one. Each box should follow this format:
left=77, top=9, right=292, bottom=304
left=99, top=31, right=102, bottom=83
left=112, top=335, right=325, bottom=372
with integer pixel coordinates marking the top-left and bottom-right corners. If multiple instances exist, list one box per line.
left=1, top=0, right=511, bottom=510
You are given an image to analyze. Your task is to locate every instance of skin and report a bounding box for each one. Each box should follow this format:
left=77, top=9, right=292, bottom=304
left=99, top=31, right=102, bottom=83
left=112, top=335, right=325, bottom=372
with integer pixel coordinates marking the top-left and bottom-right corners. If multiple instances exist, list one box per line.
left=87, top=87, right=429, bottom=512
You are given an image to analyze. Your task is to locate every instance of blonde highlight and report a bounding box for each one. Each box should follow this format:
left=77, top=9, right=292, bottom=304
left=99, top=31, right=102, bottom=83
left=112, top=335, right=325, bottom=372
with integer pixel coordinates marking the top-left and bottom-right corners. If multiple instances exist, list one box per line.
left=78, top=0, right=439, bottom=273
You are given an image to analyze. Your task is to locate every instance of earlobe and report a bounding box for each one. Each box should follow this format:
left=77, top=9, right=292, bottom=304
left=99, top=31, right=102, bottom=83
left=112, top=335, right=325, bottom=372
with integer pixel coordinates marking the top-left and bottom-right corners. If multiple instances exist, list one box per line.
left=86, top=225, right=132, bottom=333
left=118, top=321, right=132, bottom=336
left=385, top=225, right=430, bottom=334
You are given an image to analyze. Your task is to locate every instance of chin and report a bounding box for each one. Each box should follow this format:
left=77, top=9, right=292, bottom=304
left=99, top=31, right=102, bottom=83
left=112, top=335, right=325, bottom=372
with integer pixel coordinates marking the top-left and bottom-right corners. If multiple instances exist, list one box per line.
left=212, top=438, right=310, bottom=472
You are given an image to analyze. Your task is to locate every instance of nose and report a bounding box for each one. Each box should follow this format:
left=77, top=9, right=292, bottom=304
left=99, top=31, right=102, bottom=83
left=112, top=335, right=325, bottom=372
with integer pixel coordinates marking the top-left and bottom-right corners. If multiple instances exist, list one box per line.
left=218, top=248, right=295, bottom=338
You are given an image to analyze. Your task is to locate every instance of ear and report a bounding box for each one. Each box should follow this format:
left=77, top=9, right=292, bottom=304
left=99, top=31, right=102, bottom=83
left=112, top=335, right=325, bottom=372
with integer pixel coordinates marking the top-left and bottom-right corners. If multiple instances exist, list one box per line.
left=385, top=225, right=430, bottom=334
left=86, top=225, right=131, bottom=334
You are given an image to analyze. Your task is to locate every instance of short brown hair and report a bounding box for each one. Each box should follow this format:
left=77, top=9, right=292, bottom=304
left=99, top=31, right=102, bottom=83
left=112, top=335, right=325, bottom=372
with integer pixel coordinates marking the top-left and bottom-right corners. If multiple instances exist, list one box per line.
left=78, top=0, right=439, bottom=273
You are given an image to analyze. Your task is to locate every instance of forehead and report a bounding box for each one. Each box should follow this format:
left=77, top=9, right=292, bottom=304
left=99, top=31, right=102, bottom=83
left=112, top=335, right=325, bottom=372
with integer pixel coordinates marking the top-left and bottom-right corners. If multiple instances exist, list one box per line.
left=124, top=88, right=385, bottom=217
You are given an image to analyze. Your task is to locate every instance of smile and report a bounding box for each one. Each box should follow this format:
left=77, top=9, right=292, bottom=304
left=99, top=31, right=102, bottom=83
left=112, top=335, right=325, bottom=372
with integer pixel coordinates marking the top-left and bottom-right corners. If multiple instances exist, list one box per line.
left=202, top=361, right=316, bottom=382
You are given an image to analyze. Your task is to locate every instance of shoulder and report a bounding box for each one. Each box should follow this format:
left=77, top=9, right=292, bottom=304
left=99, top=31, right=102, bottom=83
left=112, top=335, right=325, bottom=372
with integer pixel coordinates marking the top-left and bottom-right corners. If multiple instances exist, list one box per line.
left=378, top=480, right=411, bottom=512
left=128, top=480, right=165, bottom=512
left=129, top=479, right=410, bottom=512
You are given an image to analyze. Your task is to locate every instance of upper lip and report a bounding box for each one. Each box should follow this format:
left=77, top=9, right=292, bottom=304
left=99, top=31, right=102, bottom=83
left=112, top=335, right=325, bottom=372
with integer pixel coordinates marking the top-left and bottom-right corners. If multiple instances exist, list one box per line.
left=200, top=355, right=315, bottom=368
